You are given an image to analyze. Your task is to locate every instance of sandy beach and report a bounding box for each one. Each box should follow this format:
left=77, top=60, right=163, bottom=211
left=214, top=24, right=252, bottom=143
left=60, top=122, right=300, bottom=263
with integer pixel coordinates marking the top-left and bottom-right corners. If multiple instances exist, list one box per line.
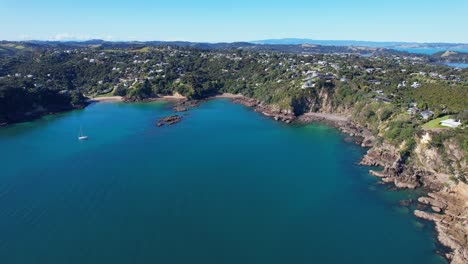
left=89, top=96, right=123, bottom=102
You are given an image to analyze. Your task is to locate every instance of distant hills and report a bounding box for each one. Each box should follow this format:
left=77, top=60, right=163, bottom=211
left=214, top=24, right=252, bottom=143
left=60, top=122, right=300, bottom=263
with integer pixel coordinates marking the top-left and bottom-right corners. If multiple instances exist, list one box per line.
left=0, top=40, right=396, bottom=56
left=252, top=38, right=468, bottom=51
left=1, top=39, right=467, bottom=62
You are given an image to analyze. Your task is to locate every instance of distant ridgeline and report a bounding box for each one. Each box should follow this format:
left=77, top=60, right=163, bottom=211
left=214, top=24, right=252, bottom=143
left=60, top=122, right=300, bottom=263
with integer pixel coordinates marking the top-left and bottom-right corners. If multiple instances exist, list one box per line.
left=430, top=50, right=468, bottom=63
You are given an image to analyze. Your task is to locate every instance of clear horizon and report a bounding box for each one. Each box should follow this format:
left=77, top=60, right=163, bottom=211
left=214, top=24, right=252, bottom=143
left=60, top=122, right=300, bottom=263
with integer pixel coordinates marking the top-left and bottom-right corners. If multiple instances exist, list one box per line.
left=2, top=0, right=468, bottom=43
left=3, top=38, right=468, bottom=45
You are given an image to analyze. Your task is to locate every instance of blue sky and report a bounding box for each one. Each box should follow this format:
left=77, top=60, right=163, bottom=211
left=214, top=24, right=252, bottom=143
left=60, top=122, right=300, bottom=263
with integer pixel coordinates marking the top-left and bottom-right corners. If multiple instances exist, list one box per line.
left=1, top=0, right=468, bottom=43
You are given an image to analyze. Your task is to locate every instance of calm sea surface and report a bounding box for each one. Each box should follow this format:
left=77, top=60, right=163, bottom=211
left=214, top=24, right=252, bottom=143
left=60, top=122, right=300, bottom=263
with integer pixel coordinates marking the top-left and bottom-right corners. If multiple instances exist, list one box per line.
left=444, top=62, right=468, bottom=68
left=394, top=48, right=468, bottom=55
left=0, top=99, right=445, bottom=263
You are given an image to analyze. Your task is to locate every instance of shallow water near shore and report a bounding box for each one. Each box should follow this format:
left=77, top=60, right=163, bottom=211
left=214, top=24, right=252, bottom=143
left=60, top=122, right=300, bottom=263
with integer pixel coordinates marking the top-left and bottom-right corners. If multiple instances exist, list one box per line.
left=444, top=62, right=468, bottom=69
left=0, top=99, right=445, bottom=263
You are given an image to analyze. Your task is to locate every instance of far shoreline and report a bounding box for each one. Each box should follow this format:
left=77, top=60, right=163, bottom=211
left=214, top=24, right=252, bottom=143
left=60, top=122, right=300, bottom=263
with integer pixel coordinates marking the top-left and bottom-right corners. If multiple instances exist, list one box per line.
left=89, top=93, right=246, bottom=105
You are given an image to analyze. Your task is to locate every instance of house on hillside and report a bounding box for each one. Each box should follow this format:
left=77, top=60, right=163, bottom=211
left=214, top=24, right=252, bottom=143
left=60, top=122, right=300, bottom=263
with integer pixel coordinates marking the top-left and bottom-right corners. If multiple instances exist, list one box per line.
left=411, top=82, right=420, bottom=88
left=398, top=81, right=407, bottom=88
left=375, top=96, right=391, bottom=103
left=420, top=110, right=434, bottom=120
left=302, top=80, right=316, bottom=89
left=407, top=107, right=417, bottom=115
left=440, top=119, right=462, bottom=128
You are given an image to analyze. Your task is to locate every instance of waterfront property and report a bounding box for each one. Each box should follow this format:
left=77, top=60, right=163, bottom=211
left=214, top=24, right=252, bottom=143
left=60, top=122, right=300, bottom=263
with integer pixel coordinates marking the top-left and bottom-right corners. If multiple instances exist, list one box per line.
left=440, top=119, right=462, bottom=128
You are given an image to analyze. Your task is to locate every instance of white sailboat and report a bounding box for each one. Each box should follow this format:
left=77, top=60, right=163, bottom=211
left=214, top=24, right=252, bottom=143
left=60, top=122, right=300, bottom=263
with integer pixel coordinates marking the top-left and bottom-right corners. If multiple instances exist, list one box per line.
left=78, top=126, right=88, bottom=140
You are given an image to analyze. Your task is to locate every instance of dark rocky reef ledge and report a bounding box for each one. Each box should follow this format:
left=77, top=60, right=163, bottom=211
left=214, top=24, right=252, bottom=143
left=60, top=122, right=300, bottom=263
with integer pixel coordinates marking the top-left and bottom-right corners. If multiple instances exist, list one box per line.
left=414, top=183, right=468, bottom=264
left=296, top=113, right=374, bottom=148
left=358, top=138, right=467, bottom=263
left=156, top=115, right=182, bottom=127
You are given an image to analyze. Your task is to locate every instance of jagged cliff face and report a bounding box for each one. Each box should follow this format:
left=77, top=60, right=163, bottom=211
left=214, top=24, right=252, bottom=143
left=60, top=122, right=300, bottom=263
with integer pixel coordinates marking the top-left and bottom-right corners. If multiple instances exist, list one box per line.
left=358, top=117, right=468, bottom=264
left=415, top=182, right=468, bottom=264
left=294, top=86, right=467, bottom=263
left=414, top=133, right=467, bottom=185
left=297, top=87, right=466, bottom=187
left=292, top=87, right=350, bottom=115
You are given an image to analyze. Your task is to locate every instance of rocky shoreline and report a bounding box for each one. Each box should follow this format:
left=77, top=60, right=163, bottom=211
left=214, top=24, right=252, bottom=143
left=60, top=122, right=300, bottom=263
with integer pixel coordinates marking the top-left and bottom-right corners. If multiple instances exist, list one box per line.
left=304, top=118, right=466, bottom=263
left=296, top=113, right=375, bottom=148
left=231, top=97, right=295, bottom=123
left=0, top=103, right=88, bottom=128
left=304, top=113, right=467, bottom=263
left=225, top=95, right=466, bottom=264
left=3, top=93, right=465, bottom=263
left=414, top=184, right=468, bottom=263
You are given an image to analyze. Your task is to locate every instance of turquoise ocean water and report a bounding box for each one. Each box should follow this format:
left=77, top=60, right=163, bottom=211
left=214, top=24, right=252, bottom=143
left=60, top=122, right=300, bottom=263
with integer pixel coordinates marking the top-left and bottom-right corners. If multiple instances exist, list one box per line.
left=0, top=99, right=445, bottom=263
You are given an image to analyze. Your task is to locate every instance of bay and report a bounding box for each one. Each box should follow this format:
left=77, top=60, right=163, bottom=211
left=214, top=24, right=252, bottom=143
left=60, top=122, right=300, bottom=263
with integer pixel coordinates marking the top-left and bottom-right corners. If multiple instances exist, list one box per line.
left=0, top=99, right=445, bottom=263
left=394, top=48, right=468, bottom=55
left=444, top=62, right=468, bottom=68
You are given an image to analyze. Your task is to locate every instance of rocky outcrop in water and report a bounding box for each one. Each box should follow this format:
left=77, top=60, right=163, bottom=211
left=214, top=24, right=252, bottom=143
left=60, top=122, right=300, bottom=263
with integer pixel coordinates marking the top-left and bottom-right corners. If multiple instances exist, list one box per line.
left=359, top=132, right=467, bottom=263
left=286, top=87, right=467, bottom=262
left=156, top=115, right=182, bottom=126
left=414, top=182, right=468, bottom=264
left=172, top=99, right=199, bottom=112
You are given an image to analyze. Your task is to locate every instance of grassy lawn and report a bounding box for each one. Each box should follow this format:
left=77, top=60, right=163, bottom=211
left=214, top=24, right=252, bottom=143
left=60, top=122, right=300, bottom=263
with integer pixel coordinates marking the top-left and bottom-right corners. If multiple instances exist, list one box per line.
left=102, top=49, right=126, bottom=53
left=1, top=43, right=26, bottom=49
left=422, top=115, right=451, bottom=129
left=134, top=47, right=151, bottom=53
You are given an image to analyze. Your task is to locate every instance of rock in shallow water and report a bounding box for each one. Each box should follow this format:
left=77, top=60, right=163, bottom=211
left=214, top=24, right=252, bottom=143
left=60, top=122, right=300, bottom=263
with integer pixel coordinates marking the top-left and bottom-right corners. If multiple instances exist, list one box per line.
left=156, top=115, right=182, bottom=126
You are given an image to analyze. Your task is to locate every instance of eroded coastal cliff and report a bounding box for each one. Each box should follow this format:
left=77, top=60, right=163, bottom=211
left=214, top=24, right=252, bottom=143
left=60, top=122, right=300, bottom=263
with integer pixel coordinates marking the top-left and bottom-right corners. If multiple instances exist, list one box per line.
left=230, top=86, right=467, bottom=264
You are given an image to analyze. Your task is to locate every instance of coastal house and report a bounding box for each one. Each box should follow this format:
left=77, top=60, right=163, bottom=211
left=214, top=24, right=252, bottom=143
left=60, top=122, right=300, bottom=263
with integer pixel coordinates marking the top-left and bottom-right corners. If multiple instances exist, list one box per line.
left=440, top=119, right=462, bottom=128
left=411, top=82, right=421, bottom=88
left=407, top=102, right=419, bottom=116
left=323, top=73, right=335, bottom=81
left=375, top=96, right=391, bottom=103
left=420, top=110, right=434, bottom=120
left=302, top=80, right=316, bottom=89
left=407, top=107, right=418, bottom=115
left=375, top=90, right=384, bottom=95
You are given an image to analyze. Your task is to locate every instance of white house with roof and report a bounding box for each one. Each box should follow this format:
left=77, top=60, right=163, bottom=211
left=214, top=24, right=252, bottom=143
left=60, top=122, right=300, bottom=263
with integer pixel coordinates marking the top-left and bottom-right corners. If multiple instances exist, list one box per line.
left=411, top=82, right=420, bottom=88
left=420, top=110, right=434, bottom=120
left=440, top=119, right=462, bottom=128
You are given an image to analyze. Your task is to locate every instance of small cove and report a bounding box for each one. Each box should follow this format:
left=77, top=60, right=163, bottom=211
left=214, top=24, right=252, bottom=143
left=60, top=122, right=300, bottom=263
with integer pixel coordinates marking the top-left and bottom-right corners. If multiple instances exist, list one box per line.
left=0, top=99, right=446, bottom=263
